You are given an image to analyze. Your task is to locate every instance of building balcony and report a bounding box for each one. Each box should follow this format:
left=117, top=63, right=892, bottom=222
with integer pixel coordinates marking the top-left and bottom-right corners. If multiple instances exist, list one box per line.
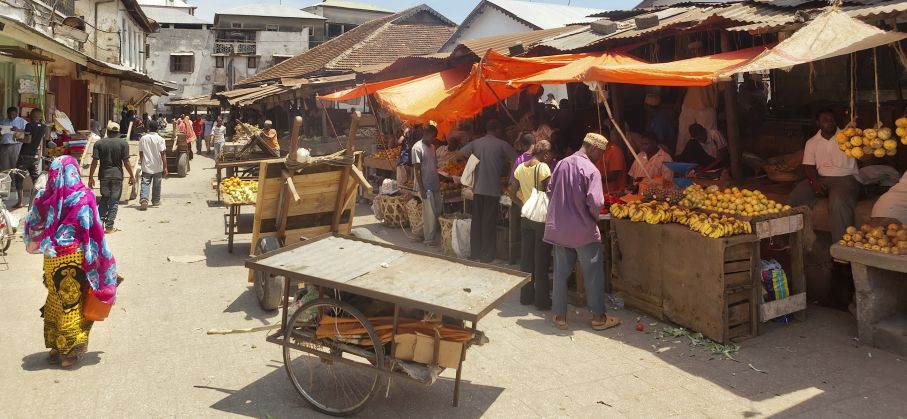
left=214, top=41, right=256, bottom=55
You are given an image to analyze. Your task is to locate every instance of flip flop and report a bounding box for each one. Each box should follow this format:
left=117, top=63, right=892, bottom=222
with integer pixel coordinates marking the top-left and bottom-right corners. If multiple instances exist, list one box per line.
left=553, top=315, right=568, bottom=330
left=591, top=315, right=621, bottom=331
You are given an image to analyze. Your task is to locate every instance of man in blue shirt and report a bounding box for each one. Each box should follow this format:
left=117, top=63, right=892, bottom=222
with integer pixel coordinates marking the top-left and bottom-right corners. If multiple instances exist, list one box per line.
left=0, top=106, right=27, bottom=171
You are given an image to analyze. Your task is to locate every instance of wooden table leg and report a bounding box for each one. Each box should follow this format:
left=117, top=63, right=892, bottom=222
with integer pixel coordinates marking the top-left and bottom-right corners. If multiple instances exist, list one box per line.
left=453, top=321, right=477, bottom=407
left=228, top=205, right=236, bottom=253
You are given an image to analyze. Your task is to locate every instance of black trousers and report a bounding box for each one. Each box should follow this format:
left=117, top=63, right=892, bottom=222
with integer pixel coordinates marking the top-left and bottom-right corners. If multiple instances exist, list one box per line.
left=519, top=218, right=552, bottom=309
left=470, top=193, right=499, bottom=262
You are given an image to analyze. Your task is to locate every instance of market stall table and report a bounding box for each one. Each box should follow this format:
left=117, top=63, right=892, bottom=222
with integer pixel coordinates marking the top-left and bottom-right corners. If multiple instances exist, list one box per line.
left=830, top=245, right=907, bottom=357
left=245, top=234, right=529, bottom=416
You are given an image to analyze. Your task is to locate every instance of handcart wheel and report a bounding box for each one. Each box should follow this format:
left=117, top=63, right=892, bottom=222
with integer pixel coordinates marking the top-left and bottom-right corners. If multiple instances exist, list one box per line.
left=177, top=153, right=189, bottom=177
left=284, top=298, right=384, bottom=416
left=254, top=237, right=285, bottom=311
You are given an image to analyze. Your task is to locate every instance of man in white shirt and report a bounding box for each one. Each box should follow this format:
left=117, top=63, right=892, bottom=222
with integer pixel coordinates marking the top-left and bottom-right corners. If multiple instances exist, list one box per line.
left=211, top=118, right=227, bottom=156
left=788, top=109, right=861, bottom=240
left=138, top=121, right=168, bottom=210
left=629, top=132, right=674, bottom=183
left=678, top=123, right=728, bottom=171
left=871, top=171, right=907, bottom=224
left=0, top=106, right=27, bottom=170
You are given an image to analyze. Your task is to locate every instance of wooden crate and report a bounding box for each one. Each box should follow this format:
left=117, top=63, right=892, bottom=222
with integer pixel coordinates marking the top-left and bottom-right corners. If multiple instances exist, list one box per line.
left=611, top=220, right=760, bottom=343
left=249, top=154, right=362, bottom=251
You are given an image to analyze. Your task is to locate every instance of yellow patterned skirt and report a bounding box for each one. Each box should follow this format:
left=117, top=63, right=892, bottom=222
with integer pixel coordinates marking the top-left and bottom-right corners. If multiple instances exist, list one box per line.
left=42, top=251, right=92, bottom=356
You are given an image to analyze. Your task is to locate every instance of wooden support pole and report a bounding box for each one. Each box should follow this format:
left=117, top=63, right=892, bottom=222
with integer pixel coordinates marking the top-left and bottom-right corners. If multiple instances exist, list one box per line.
left=721, top=32, right=743, bottom=180
left=275, top=117, right=304, bottom=243
left=331, top=111, right=360, bottom=232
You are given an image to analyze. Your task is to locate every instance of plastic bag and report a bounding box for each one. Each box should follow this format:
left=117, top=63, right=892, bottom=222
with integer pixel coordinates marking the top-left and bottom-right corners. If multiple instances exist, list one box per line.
left=760, top=259, right=790, bottom=302
left=521, top=188, right=549, bottom=222
left=452, top=218, right=471, bottom=258
left=459, top=155, right=480, bottom=188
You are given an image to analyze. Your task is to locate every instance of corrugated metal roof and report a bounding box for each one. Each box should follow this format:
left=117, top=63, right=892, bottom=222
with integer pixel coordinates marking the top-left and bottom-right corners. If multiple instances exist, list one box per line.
left=487, top=0, right=606, bottom=29
left=536, top=7, right=693, bottom=51
left=166, top=96, right=220, bottom=107
left=456, top=26, right=584, bottom=57
left=143, top=6, right=210, bottom=25
left=845, top=0, right=907, bottom=18
left=610, top=7, right=711, bottom=39
left=216, top=4, right=327, bottom=19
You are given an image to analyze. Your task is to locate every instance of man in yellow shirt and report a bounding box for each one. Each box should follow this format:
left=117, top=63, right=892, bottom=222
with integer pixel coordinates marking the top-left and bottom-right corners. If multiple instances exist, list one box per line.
left=259, top=120, right=280, bottom=153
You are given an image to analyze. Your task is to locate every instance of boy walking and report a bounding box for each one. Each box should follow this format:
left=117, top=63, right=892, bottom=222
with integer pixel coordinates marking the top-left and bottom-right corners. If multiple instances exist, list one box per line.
left=138, top=121, right=168, bottom=210
left=88, top=121, right=136, bottom=232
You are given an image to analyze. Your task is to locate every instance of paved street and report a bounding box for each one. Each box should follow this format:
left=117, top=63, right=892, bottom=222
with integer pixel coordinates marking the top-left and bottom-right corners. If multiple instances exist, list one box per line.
left=2, top=156, right=907, bottom=418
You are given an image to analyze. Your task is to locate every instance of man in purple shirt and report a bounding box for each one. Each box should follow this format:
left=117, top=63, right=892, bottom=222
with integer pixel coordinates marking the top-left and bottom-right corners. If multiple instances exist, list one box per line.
left=544, top=133, right=620, bottom=331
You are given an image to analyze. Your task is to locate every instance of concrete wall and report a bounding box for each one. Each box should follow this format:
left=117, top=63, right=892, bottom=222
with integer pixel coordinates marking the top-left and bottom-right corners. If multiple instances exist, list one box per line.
left=214, top=15, right=324, bottom=42
left=442, top=6, right=533, bottom=52
left=75, top=0, right=148, bottom=71
left=257, top=30, right=308, bottom=69
left=146, top=27, right=216, bottom=111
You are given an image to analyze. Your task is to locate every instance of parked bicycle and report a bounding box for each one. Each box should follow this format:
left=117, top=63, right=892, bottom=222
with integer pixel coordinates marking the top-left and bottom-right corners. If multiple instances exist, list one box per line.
left=0, top=168, right=27, bottom=254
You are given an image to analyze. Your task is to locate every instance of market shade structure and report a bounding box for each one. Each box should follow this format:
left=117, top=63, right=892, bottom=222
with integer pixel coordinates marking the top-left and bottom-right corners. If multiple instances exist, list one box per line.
left=374, top=50, right=639, bottom=133
left=316, top=75, right=418, bottom=102
left=724, top=9, right=907, bottom=76
left=582, top=45, right=772, bottom=87
left=501, top=52, right=648, bottom=87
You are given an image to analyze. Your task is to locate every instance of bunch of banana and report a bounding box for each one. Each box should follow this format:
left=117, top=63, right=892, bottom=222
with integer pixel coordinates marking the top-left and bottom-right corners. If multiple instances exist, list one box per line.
left=611, top=201, right=672, bottom=225
left=681, top=213, right=752, bottom=238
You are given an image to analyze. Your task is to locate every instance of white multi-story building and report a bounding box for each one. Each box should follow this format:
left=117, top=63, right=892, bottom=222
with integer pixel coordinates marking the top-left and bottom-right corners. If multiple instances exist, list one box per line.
left=213, top=4, right=322, bottom=90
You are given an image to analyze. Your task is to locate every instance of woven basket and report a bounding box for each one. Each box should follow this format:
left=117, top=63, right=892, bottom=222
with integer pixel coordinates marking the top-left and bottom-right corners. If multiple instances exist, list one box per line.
left=375, top=194, right=409, bottom=227
left=405, top=198, right=423, bottom=234
left=764, top=165, right=803, bottom=182
left=440, top=213, right=471, bottom=257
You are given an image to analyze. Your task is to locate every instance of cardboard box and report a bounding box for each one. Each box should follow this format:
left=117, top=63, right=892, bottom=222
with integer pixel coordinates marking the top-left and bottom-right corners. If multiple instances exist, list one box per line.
left=393, top=332, right=464, bottom=369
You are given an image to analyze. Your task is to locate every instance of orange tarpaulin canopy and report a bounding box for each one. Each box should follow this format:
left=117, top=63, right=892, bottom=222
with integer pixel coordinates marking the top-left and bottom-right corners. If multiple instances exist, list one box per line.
left=504, top=52, right=648, bottom=87
left=582, top=45, right=772, bottom=87
left=316, top=75, right=418, bottom=102
left=372, top=65, right=473, bottom=125
left=374, top=50, right=637, bottom=134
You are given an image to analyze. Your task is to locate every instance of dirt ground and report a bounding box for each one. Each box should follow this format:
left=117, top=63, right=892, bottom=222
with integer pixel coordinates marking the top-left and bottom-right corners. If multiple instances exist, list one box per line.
left=1, top=154, right=906, bottom=418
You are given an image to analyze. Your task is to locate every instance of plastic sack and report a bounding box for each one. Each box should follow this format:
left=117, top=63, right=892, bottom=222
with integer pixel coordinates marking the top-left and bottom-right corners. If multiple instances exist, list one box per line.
left=459, top=155, right=480, bottom=188
left=760, top=259, right=790, bottom=302
left=451, top=218, right=471, bottom=258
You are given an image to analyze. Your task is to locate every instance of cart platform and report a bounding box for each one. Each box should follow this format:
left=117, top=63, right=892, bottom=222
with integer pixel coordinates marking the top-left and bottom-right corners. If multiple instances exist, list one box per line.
left=246, top=234, right=529, bottom=322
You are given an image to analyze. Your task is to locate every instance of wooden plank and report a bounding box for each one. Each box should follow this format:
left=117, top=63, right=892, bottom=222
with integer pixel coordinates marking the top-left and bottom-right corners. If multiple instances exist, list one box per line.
left=724, top=271, right=752, bottom=288
left=831, top=244, right=907, bottom=274
left=332, top=111, right=359, bottom=232
left=755, top=214, right=804, bottom=239
left=759, top=292, right=807, bottom=322
left=724, top=243, right=753, bottom=262
left=723, top=260, right=751, bottom=274
left=728, top=301, right=751, bottom=326
left=350, top=165, right=372, bottom=191
left=726, top=288, right=751, bottom=305
left=728, top=323, right=752, bottom=341
left=789, top=230, right=807, bottom=321
left=248, top=236, right=529, bottom=322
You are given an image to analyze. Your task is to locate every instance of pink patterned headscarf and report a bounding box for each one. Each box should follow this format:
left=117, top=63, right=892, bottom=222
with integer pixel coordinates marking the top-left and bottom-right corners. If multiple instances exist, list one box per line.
left=24, top=155, right=118, bottom=304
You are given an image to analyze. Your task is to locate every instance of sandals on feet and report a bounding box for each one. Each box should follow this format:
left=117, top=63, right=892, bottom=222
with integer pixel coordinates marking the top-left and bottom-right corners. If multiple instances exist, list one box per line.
left=47, top=350, right=60, bottom=365
left=553, top=315, right=568, bottom=330
left=591, top=315, right=621, bottom=331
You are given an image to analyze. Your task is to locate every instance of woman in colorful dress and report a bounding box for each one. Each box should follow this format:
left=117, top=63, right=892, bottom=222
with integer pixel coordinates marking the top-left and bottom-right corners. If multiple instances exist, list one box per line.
left=24, top=155, right=120, bottom=368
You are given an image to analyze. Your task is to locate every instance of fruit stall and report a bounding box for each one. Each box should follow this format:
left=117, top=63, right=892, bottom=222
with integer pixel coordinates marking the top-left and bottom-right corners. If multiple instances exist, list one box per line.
left=214, top=122, right=281, bottom=202
left=608, top=185, right=808, bottom=343
left=830, top=222, right=907, bottom=357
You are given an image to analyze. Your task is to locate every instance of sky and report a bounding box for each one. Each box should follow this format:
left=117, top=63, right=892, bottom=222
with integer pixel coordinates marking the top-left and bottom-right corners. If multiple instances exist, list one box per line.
left=190, top=0, right=640, bottom=23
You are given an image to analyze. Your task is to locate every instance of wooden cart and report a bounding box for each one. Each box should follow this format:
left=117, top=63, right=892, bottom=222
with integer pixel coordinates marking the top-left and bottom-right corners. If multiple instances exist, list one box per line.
left=245, top=233, right=529, bottom=416
left=165, top=134, right=190, bottom=178
left=246, top=115, right=372, bottom=310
